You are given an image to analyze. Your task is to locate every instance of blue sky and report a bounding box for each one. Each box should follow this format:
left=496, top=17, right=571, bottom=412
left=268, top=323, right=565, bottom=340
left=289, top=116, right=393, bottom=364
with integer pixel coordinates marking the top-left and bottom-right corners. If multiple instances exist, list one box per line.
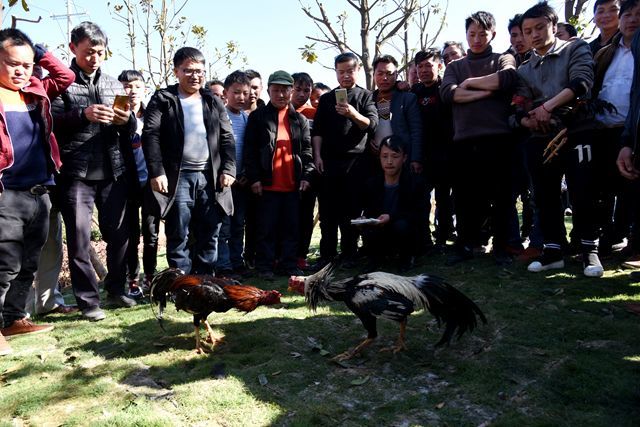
left=2, top=0, right=596, bottom=90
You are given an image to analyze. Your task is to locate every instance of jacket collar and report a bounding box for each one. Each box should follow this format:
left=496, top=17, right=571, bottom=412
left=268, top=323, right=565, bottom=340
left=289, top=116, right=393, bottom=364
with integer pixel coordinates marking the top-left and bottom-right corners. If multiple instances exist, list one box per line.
left=164, top=84, right=214, bottom=103
left=528, top=39, right=569, bottom=67
left=70, top=58, right=102, bottom=84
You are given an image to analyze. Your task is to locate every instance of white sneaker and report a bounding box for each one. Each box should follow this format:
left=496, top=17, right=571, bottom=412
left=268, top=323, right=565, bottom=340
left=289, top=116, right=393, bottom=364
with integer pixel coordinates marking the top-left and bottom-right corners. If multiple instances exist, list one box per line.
left=528, top=259, right=565, bottom=272
left=583, top=252, right=604, bottom=278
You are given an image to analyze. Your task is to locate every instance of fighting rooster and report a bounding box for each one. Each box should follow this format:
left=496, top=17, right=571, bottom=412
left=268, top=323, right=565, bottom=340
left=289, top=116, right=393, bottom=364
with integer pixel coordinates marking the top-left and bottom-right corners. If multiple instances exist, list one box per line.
left=288, top=263, right=486, bottom=360
left=150, top=268, right=282, bottom=353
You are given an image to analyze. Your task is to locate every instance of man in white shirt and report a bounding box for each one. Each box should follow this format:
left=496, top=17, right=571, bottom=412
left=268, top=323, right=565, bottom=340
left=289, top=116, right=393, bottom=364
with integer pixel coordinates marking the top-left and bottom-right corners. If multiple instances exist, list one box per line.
left=593, top=0, right=640, bottom=261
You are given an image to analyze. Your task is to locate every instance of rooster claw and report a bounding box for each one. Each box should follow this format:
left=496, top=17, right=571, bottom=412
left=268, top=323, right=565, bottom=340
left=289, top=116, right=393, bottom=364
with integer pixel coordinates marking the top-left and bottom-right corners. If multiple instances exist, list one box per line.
left=331, top=351, right=356, bottom=362
left=379, top=344, right=407, bottom=354
left=195, top=347, right=211, bottom=355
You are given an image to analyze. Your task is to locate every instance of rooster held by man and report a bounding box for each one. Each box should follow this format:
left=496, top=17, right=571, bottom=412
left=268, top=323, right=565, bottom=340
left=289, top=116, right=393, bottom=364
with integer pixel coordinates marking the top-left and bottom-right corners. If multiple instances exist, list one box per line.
left=151, top=268, right=282, bottom=353
left=288, top=263, right=486, bottom=360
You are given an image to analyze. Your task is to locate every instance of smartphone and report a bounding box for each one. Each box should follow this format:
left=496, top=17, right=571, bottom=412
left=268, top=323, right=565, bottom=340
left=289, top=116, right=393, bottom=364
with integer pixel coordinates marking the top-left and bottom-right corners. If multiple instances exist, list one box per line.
left=335, top=88, right=347, bottom=105
left=113, top=94, right=129, bottom=110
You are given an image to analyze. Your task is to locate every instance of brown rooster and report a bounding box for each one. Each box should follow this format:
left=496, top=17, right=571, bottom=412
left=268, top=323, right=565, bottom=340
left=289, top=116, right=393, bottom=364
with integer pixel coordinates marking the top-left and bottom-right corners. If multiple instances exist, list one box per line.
left=150, top=268, right=282, bottom=353
left=288, top=263, right=486, bottom=360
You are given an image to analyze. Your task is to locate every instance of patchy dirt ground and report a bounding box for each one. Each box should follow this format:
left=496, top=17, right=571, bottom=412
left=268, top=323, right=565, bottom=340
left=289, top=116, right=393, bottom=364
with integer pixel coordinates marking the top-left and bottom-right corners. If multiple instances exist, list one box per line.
left=59, top=222, right=167, bottom=288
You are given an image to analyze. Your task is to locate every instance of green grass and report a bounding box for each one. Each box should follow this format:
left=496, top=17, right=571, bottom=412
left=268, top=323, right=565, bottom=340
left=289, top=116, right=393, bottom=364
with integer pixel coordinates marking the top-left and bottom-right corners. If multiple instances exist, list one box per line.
left=1, top=230, right=639, bottom=426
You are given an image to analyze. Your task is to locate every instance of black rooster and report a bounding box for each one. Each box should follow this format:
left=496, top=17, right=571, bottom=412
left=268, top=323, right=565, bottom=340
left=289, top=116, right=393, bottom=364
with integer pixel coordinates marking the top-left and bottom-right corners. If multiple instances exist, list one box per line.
left=150, top=268, right=282, bottom=353
left=288, top=263, right=486, bottom=360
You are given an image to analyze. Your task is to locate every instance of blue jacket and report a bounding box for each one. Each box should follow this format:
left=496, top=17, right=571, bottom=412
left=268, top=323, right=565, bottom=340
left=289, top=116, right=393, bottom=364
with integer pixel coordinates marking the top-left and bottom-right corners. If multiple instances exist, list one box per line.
left=622, top=31, right=640, bottom=152
left=372, top=89, right=423, bottom=163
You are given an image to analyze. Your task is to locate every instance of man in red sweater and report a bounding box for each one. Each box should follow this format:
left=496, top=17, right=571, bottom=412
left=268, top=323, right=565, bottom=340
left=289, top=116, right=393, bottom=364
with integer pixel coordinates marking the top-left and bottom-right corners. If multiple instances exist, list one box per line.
left=0, top=28, right=75, bottom=355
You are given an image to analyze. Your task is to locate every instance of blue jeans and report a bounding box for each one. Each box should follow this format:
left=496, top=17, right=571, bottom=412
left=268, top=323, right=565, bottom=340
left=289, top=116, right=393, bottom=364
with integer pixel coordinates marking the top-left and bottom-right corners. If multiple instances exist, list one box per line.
left=165, top=171, right=222, bottom=274
left=0, top=189, right=51, bottom=327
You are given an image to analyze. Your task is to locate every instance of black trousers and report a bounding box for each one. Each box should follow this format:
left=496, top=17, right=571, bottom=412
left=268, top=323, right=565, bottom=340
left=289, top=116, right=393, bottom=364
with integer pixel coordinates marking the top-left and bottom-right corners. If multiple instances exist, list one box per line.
left=592, top=127, right=631, bottom=246
left=256, top=190, right=300, bottom=272
left=297, top=184, right=317, bottom=259
left=59, top=176, right=129, bottom=310
left=362, top=218, right=414, bottom=262
left=318, top=156, right=366, bottom=260
left=125, top=182, right=160, bottom=279
left=526, top=130, right=599, bottom=248
left=0, top=190, right=50, bottom=327
left=453, top=134, right=515, bottom=251
left=425, top=148, right=454, bottom=245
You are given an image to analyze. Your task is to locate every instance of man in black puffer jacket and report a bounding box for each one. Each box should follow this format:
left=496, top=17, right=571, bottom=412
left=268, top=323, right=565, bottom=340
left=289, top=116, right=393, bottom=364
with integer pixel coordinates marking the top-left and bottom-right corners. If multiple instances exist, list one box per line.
left=52, top=22, right=137, bottom=321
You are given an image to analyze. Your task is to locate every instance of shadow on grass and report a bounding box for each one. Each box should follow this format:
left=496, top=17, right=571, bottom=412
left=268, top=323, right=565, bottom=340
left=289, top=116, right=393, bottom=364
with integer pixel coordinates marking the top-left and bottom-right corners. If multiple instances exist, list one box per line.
left=7, top=253, right=639, bottom=426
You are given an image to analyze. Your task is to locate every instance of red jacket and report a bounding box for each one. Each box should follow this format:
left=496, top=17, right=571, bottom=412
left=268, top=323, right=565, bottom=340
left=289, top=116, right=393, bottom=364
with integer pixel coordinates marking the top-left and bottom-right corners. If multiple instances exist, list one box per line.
left=0, top=50, right=75, bottom=190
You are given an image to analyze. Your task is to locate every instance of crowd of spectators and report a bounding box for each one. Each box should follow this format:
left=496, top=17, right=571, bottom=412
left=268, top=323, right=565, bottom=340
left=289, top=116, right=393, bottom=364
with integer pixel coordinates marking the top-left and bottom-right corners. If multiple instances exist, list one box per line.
left=1, top=0, right=640, bottom=356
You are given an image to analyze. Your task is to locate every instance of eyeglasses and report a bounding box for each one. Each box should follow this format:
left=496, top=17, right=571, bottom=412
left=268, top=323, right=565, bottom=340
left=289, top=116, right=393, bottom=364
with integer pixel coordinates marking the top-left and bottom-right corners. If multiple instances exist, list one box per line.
left=181, top=68, right=205, bottom=77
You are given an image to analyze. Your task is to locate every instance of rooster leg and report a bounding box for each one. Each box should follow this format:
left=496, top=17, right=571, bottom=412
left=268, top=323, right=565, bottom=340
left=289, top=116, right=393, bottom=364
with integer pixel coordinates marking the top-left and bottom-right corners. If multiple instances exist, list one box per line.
left=202, top=320, right=224, bottom=347
left=380, top=320, right=408, bottom=354
left=332, top=338, right=376, bottom=361
left=194, top=325, right=210, bottom=354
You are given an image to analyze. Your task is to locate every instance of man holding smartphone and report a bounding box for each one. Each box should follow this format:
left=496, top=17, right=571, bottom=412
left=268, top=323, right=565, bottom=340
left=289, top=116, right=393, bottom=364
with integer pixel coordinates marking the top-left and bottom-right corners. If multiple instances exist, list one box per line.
left=52, top=22, right=137, bottom=321
left=311, top=52, right=378, bottom=269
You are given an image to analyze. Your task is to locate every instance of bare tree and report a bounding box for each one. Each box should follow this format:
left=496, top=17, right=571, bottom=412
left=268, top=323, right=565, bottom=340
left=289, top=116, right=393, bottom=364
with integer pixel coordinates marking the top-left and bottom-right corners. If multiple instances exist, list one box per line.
left=1, top=0, right=30, bottom=25
left=394, top=0, right=447, bottom=75
left=565, top=0, right=590, bottom=22
left=300, top=0, right=431, bottom=89
left=109, top=0, right=245, bottom=88
left=564, top=0, right=596, bottom=37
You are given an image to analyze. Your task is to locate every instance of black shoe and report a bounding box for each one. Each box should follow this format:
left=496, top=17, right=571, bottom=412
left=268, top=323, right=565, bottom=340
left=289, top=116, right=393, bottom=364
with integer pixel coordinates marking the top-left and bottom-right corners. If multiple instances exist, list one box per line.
left=105, top=293, right=137, bottom=308
left=338, top=255, right=358, bottom=269
left=233, top=266, right=252, bottom=278
left=258, top=271, right=275, bottom=281
left=281, top=267, right=304, bottom=277
left=309, top=258, right=331, bottom=272
left=494, top=250, right=513, bottom=266
left=527, top=248, right=564, bottom=272
left=445, top=247, right=473, bottom=266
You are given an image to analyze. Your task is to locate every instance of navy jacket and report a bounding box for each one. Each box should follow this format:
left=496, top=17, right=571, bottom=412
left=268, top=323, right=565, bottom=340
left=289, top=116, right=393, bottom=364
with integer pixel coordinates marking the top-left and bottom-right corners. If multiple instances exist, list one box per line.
left=372, top=89, right=423, bottom=164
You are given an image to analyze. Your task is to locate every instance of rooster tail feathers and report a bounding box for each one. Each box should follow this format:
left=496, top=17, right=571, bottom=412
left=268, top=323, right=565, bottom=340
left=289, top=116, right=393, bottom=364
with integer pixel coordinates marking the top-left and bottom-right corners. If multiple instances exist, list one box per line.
left=413, top=275, right=487, bottom=346
left=222, top=284, right=260, bottom=312
left=223, top=284, right=281, bottom=312
left=149, top=268, right=185, bottom=319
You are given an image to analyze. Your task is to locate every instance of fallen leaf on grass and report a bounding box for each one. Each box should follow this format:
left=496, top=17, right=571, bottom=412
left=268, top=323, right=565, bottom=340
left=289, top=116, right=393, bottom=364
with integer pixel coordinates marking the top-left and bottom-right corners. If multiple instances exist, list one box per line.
left=271, top=371, right=281, bottom=376
left=258, top=374, right=268, bottom=386
left=350, top=376, right=370, bottom=386
left=435, top=402, right=445, bottom=409
left=290, top=352, right=302, bottom=358
left=319, top=349, right=330, bottom=357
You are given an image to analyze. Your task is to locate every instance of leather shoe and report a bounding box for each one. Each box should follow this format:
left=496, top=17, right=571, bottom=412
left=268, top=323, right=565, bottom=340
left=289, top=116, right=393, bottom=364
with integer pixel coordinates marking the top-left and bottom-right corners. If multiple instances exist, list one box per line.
left=42, top=305, right=79, bottom=316
left=105, top=293, right=137, bottom=308
left=1, top=318, right=54, bottom=337
left=0, top=333, right=12, bottom=356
